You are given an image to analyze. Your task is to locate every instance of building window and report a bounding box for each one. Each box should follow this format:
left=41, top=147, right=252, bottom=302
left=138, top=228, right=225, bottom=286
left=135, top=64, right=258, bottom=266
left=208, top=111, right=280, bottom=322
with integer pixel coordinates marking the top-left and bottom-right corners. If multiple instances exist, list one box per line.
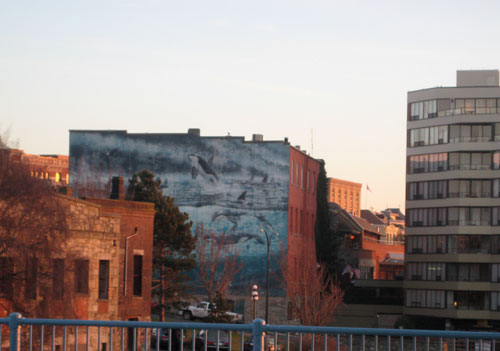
left=407, top=208, right=447, bottom=227
left=406, top=289, right=445, bottom=309
left=448, top=152, right=491, bottom=171
left=493, top=179, right=500, bottom=197
left=290, top=160, right=294, bottom=184
left=448, top=207, right=491, bottom=226
left=295, top=209, right=299, bottom=233
left=409, top=153, right=448, bottom=174
left=306, top=170, right=310, bottom=192
left=55, top=172, right=61, bottom=182
left=493, top=207, right=500, bottom=226
left=410, top=100, right=437, bottom=120
left=133, top=255, right=143, bottom=297
left=448, top=179, right=491, bottom=198
left=359, top=266, right=374, bottom=280
left=409, top=126, right=448, bottom=147
left=98, top=260, right=110, bottom=300
left=301, top=166, right=304, bottom=189
left=75, top=259, right=89, bottom=294
left=312, top=172, right=315, bottom=193
left=53, top=259, right=64, bottom=299
left=491, top=292, right=500, bottom=311
left=25, top=257, right=38, bottom=299
left=494, top=151, right=500, bottom=170
left=0, top=257, right=13, bottom=299
left=408, top=180, right=448, bottom=200
left=295, top=164, right=299, bottom=187
left=449, top=124, right=492, bottom=143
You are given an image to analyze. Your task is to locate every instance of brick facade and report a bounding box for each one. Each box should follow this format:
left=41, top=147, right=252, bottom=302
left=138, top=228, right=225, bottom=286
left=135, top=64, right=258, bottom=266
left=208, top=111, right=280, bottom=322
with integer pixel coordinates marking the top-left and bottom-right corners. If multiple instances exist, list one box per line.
left=5, top=149, right=69, bottom=187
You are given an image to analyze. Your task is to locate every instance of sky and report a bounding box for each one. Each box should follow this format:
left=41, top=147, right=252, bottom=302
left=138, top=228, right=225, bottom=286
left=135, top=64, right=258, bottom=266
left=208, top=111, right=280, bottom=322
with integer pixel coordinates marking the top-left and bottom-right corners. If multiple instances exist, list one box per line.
left=2, top=0, right=500, bottom=211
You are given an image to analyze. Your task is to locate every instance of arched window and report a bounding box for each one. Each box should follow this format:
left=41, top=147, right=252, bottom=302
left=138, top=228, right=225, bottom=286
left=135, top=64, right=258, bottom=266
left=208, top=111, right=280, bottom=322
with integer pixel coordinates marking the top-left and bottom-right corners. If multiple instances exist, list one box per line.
left=55, top=173, right=61, bottom=183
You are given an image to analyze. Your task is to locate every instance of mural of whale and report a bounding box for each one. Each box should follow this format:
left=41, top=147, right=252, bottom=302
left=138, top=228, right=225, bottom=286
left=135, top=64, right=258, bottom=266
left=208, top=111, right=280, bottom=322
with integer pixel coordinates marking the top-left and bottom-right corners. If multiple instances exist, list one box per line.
left=188, top=154, right=219, bottom=183
left=211, top=209, right=247, bottom=230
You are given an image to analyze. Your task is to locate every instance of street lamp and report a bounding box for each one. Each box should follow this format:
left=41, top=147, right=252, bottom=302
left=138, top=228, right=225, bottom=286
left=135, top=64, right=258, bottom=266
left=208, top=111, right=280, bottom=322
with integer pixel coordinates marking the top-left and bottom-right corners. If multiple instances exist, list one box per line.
left=260, top=228, right=278, bottom=323
left=251, top=284, right=259, bottom=320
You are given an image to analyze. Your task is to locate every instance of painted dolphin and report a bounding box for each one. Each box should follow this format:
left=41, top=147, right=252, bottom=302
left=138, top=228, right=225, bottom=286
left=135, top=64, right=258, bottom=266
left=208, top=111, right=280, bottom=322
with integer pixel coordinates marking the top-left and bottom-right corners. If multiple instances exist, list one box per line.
left=188, top=154, right=219, bottom=183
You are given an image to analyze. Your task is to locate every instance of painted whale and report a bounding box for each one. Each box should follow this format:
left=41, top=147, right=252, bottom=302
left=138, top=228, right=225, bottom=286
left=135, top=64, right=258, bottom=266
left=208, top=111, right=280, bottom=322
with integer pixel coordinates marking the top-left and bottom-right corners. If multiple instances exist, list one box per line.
left=188, top=154, right=219, bottom=183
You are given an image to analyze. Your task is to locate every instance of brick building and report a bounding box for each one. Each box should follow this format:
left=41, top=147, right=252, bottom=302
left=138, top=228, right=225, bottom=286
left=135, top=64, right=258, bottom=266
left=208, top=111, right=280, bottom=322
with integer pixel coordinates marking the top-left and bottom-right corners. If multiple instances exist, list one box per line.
left=5, top=149, right=69, bottom=187
left=85, top=178, right=155, bottom=325
left=329, top=203, right=404, bottom=280
left=327, top=178, right=362, bottom=216
left=69, top=129, right=321, bottom=323
left=0, top=189, right=154, bottom=351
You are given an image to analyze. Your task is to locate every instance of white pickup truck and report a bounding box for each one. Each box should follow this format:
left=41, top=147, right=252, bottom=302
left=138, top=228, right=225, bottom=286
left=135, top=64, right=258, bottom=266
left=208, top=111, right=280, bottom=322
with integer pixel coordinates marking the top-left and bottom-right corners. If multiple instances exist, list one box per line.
left=179, top=301, right=243, bottom=323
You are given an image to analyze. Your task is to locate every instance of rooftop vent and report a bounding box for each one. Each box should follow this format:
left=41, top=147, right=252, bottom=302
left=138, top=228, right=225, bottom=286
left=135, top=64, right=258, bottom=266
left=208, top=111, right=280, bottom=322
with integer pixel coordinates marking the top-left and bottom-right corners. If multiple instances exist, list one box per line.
left=188, top=128, right=200, bottom=136
left=252, top=134, right=264, bottom=142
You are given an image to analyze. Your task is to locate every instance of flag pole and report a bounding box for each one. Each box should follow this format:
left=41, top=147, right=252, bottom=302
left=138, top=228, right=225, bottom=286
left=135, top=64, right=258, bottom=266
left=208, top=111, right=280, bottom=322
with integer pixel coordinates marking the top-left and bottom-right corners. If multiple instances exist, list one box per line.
left=365, top=184, right=368, bottom=209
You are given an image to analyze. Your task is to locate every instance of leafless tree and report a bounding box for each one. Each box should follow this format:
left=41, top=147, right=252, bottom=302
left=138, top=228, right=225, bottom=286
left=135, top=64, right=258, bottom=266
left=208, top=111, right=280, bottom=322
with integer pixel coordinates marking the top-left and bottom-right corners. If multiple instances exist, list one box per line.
left=0, top=140, right=74, bottom=319
left=281, top=240, right=344, bottom=327
left=195, top=224, right=244, bottom=307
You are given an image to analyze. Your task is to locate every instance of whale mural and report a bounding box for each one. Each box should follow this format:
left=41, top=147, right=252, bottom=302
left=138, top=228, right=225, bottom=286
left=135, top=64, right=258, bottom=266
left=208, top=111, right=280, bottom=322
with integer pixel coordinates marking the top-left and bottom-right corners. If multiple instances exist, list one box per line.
left=69, top=130, right=290, bottom=295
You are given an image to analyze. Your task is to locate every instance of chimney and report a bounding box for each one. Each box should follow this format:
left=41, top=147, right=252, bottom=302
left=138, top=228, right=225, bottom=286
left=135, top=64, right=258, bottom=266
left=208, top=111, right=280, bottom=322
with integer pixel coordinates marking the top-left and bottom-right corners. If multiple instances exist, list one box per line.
left=252, top=134, right=264, bottom=142
left=59, top=186, right=73, bottom=197
left=110, top=176, right=124, bottom=200
left=188, top=128, right=200, bottom=136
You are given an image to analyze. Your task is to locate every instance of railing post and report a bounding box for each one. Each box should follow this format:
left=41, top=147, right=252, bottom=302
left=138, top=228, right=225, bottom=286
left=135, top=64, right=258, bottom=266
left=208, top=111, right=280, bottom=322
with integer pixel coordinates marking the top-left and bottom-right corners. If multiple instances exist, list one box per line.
left=9, top=312, right=22, bottom=351
left=253, top=319, right=265, bottom=351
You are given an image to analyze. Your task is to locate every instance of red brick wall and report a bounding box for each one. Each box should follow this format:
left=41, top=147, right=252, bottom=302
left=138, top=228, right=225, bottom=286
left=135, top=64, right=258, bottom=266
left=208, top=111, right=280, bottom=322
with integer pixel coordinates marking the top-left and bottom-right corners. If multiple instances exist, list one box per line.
left=87, top=198, right=155, bottom=321
left=287, top=147, right=321, bottom=274
left=5, top=149, right=69, bottom=186
left=361, top=237, right=404, bottom=279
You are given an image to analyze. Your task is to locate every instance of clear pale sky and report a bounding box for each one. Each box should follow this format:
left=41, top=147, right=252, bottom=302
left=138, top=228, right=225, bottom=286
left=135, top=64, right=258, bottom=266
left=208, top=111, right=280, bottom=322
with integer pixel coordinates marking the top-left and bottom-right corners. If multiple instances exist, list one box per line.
left=2, top=0, right=500, bottom=211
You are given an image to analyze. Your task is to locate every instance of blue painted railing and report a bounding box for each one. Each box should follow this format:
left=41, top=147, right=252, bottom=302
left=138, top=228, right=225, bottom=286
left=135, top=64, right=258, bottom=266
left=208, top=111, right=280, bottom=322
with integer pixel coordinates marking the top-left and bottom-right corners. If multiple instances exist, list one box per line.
left=0, top=313, right=500, bottom=351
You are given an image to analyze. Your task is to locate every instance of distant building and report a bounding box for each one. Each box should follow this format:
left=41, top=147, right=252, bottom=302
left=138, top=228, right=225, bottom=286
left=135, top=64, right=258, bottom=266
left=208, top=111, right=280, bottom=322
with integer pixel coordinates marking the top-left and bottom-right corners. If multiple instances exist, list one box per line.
left=327, top=178, right=362, bottom=216
left=69, top=129, right=320, bottom=323
left=406, top=70, right=500, bottom=329
left=329, top=203, right=405, bottom=328
left=5, top=149, right=69, bottom=186
left=329, top=203, right=404, bottom=281
left=361, top=209, right=405, bottom=244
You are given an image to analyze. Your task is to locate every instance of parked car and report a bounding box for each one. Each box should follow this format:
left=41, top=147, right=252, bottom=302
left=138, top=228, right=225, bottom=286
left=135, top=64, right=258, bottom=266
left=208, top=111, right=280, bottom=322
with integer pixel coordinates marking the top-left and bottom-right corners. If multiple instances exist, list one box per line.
left=151, top=329, right=184, bottom=350
left=244, top=334, right=281, bottom=351
left=195, top=330, right=230, bottom=351
left=179, top=302, right=243, bottom=323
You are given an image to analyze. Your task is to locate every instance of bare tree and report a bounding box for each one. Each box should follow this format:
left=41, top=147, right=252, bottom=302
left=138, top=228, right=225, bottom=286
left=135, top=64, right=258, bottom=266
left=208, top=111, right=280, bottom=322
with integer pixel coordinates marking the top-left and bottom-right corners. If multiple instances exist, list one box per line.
left=195, top=225, right=244, bottom=310
left=281, top=241, right=344, bottom=327
left=0, top=143, right=74, bottom=318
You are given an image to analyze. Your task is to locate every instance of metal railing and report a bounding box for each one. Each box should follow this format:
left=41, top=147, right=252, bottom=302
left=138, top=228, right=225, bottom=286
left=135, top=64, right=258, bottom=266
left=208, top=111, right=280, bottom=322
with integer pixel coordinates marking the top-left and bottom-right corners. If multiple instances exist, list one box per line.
left=2, top=313, right=500, bottom=351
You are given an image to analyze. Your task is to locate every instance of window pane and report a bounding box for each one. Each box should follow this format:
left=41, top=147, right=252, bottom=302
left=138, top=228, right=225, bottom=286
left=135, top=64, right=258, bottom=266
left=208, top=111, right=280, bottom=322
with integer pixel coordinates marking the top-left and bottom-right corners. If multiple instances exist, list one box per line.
left=98, top=260, right=109, bottom=300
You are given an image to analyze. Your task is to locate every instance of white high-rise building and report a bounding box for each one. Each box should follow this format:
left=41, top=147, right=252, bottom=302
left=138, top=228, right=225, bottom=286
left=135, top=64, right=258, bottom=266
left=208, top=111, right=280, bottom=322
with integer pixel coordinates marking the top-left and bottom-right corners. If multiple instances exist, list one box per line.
left=405, top=70, right=500, bottom=329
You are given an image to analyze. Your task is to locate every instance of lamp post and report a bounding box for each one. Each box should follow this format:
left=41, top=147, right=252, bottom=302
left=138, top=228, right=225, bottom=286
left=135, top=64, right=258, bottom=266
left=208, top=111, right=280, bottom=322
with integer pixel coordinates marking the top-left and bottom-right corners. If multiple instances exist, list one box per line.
left=251, top=285, right=259, bottom=320
left=260, top=228, right=278, bottom=323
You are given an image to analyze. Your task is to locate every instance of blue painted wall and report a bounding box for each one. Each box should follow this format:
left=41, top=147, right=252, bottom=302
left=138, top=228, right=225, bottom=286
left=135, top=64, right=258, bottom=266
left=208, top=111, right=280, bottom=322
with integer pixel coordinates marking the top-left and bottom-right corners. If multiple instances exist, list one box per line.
left=69, top=131, right=290, bottom=295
